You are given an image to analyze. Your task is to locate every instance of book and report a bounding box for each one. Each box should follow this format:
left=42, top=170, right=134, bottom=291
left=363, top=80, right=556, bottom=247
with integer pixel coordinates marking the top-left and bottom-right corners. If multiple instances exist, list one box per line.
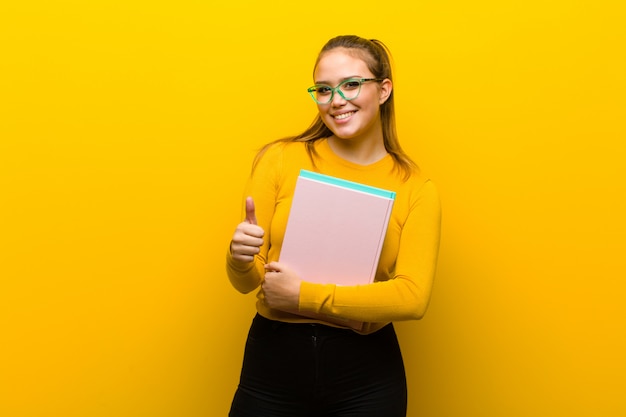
left=279, top=170, right=396, bottom=329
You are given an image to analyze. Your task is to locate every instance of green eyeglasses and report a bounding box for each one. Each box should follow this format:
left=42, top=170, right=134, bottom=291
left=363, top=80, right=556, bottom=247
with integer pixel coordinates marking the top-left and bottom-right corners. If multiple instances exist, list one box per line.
left=307, top=78, right=383, bottom=104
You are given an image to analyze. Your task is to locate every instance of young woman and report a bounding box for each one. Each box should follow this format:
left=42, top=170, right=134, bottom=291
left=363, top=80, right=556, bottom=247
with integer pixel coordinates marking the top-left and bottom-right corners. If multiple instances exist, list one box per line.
left=226, top=35, right=441, bottom=417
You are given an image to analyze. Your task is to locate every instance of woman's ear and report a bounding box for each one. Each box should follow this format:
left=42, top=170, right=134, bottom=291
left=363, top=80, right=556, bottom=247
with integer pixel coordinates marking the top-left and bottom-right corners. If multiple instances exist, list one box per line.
left=379, top=78, right=393, bottom=105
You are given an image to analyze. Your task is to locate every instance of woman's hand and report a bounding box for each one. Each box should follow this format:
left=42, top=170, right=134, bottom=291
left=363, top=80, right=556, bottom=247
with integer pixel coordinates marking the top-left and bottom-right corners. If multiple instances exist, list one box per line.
left=230, top=197, right=264, bottom=263
left=262, top=262, right=302, bottom=311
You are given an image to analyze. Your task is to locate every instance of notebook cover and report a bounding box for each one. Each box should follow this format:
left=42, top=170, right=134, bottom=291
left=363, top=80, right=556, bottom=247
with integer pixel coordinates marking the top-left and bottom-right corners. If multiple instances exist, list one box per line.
left=279, top=170, right=396, bottom=329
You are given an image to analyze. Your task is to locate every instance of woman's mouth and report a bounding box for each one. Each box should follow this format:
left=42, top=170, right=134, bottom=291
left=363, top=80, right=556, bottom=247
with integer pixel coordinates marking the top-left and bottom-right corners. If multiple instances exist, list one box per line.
left=333, top=111, right=356, bottom=120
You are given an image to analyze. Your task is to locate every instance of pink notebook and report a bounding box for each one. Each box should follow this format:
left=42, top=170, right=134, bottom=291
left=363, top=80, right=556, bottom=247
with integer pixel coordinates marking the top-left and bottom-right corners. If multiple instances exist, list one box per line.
left=279, top=170, right=396, bottom=329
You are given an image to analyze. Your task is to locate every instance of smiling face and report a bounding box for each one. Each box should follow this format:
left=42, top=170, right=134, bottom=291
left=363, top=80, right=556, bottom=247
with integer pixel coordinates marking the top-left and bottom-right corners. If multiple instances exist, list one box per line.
left=313, top=48, right=392, bottom=145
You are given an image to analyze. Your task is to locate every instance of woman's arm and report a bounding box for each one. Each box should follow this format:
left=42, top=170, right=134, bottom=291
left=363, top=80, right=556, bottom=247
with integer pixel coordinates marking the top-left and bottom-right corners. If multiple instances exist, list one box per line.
left=225, top=145, right=283, bottom=294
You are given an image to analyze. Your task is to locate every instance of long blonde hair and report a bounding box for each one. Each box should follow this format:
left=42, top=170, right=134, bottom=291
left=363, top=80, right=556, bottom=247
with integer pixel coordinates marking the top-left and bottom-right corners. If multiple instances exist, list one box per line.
left=253, top=35, right=418, bottom=180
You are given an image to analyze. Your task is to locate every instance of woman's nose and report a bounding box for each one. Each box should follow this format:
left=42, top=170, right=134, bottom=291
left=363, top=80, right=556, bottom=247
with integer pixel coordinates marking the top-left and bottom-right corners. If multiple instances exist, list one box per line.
left=330, top=91, right=347, bottom=106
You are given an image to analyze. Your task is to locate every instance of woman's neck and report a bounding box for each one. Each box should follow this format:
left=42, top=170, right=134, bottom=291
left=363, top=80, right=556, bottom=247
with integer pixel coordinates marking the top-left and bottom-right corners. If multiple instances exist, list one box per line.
left=327, top=134, right=388, bottom=165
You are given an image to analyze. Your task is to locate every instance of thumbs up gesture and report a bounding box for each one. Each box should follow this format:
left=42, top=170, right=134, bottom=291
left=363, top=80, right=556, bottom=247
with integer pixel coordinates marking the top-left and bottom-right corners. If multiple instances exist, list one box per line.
left=244, top=196, right=257, bottom=225
left=230, top=197, right=265, bottom=263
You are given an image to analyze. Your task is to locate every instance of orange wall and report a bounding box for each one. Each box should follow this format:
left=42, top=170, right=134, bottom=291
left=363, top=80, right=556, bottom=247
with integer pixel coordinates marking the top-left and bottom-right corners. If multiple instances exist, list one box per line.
left=1, top=1, right=624, bottom=416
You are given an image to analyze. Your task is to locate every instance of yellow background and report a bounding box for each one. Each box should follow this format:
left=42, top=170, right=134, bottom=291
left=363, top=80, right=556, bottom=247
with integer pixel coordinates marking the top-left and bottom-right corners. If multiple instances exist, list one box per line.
left=1, top=1, right=624, bottom=416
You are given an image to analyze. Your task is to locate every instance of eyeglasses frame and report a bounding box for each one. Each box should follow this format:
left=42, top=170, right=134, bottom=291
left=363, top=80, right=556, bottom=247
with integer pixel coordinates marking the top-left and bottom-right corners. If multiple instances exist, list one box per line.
left=307, top=78, right=383, bottom=104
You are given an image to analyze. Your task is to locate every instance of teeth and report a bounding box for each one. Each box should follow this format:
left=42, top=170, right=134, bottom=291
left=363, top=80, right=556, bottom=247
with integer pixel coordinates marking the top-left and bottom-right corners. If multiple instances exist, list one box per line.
left=334, top=112, right=354, bottom=120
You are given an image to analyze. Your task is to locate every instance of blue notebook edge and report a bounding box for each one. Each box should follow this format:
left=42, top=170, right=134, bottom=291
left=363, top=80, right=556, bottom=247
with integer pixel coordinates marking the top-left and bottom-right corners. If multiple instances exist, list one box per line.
left=299, top=169, right=396, bottom=200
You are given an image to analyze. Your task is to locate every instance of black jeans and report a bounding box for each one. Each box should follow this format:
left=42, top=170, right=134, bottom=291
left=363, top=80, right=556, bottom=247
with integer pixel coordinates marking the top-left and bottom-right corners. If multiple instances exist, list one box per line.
left=229, top=314, right=407, bottom=417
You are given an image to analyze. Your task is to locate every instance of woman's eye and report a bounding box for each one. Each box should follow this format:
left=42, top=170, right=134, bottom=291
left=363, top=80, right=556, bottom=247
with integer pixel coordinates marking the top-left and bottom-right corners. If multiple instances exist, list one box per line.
left=342, top=81, right=361, bottom=90
left=316, top=86, right=332, bottom=95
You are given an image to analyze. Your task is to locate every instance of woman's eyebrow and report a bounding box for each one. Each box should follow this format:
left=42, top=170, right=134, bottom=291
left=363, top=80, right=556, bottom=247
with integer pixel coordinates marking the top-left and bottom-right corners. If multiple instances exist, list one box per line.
left=314, top=76, right=363, bottom=85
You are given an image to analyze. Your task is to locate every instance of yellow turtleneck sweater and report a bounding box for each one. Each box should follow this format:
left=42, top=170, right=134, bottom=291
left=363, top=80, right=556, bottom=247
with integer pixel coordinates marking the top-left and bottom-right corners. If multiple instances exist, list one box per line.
left=226, top=139, right=441, bottom=334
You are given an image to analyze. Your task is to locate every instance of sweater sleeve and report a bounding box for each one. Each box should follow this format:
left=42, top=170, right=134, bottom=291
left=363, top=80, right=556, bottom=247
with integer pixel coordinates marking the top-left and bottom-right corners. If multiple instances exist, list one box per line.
left=298, top=180, right=442, bottom=323
left=225, top=145, right=283, bottom=294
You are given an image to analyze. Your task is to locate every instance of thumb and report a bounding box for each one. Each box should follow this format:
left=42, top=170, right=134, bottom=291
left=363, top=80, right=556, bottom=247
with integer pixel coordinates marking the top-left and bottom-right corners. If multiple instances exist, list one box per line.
left=245, top=196, right=257, bottom=225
